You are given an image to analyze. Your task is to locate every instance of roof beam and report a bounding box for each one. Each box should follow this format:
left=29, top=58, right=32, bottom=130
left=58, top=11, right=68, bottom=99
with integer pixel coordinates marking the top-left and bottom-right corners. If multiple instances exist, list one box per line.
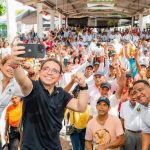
left=120, top=0, right=150, bottom=8
left=22, top=0, right=37, bottom=6
left=56, top=0, right=86, bottom=8
left=69, top=10, right=132, bottom=16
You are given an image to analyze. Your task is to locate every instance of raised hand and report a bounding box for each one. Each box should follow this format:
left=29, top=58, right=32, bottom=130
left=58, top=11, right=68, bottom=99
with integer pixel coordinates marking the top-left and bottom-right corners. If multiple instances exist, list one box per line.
left=11, top=42, right=26, bottom=67
left=73, top=72, right=86, bottom=87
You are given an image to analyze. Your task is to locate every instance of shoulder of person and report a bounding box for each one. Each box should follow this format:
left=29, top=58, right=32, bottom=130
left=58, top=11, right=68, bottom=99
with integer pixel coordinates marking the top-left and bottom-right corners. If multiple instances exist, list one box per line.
left=108, top=114, right=120, bottom=122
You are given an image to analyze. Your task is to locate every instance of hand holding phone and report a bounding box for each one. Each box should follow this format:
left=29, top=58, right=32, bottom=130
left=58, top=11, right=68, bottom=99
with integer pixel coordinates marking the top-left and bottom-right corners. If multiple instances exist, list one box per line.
left=18, top=43, right=45, bottom=58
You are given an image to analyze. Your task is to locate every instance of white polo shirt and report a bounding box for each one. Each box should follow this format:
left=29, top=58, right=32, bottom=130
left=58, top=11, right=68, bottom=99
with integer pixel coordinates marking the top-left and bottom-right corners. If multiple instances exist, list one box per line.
left=89, top=85, right=100, bottom=112
left=141, top=103, right=150, bottom=133
left=120, top=100, right=143, bottom=131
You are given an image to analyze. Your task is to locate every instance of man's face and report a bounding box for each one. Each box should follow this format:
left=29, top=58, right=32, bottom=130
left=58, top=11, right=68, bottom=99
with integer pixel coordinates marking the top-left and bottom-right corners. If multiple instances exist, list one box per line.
left=94, top=75, right=105, bottom=87
left=100, top=87, right=110, bottom=96
left=85, top=66, right=93, bottom=78
left=94, top=64, right=99, bottom=72
left=11, top=96, right=20, bottom=106
left=129, top=90, right=136, bottom=106
left=109, top=66, right=116, bottom=75
left=39, top=61, right=61, bottom=86
left=96, top=101, right=110, bottom=116
left=126, top=77, right=133, bottom=86
left=133, top=83, right=150, bottom=105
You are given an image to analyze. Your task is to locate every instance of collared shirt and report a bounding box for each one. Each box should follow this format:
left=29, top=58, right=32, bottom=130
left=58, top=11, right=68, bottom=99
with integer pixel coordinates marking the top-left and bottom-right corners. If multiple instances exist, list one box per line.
left=141, top=103, right=150, bottom=133
left=0, top=72, right=23, bottom=117
left=89, top=85, right=100, bottom=109
left=22, top=80, right=73, bottom=150
left=120, top=100, right=143, bottom=131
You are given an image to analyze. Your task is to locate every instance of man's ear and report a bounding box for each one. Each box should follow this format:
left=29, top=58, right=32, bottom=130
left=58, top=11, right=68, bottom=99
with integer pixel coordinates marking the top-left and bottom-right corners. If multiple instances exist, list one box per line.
left=58, top=74, right=62, bottom=81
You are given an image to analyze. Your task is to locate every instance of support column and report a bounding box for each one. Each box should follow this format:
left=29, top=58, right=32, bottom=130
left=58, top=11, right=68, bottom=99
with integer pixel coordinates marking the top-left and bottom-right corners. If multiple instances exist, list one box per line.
left=95, top=18, right=97, bottom=27
left=131, top=16, right=134, bottom=27
left=6, top=0, right=17, bottom=43
left=66, top=17, right=68, bottom=28
left=50, top=10, right=55, bottom=31
left=37, top=3, right=43, bottom=38
left=139, top=14, right=143, bottom=32
left=59, top=13, right=62, bottom=29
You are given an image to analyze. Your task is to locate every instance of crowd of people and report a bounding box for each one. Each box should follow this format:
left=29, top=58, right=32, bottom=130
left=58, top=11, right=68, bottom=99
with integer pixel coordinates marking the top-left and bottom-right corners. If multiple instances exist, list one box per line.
left=0, top=26, right=150, bottom=150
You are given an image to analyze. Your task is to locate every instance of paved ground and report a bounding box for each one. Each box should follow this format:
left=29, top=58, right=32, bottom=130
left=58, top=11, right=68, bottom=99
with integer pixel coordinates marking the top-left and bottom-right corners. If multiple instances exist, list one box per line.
left=60, top=135, right=72, bottom=150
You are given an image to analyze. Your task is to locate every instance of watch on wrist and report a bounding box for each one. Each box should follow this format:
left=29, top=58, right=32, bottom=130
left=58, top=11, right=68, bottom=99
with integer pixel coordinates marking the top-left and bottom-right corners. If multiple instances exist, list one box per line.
left=79, top=84, right=88, bottom=90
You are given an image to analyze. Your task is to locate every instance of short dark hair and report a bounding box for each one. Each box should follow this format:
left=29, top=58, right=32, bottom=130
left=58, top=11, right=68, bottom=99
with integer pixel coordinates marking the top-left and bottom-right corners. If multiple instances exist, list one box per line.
left=133, top=80, right=150, bottom=87
left=73, top=56, right=80, bottom=64
left=128, top=87, right=134, bottom=95
left=40, top=58, right=62, bottom=74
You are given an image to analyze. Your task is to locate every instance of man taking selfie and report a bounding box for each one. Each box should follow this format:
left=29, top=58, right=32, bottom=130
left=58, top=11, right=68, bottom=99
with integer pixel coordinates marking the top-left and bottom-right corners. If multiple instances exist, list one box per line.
left=10, top=44, right=89, bottom=150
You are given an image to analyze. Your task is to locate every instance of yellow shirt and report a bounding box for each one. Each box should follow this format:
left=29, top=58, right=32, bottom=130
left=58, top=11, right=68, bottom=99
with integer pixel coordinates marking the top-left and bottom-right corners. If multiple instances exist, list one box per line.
left=65, top=105, right=90, bottom=129
left=119, top=43, right=135, bottom=57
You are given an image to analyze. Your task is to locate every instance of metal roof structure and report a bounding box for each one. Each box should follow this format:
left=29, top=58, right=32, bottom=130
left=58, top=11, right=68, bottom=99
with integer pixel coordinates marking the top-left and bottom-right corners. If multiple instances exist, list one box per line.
left=16, top=0, right=150, bottom=18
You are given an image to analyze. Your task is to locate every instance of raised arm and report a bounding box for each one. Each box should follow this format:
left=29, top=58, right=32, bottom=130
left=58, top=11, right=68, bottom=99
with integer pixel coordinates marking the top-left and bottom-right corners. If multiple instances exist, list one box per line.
left=11, top=45, right=33, bottom=96
left=124, top=44, right=130, bottom=60
left=66, top=72, right=88, bottom=112
left=115, top=67, right=126, bottom=99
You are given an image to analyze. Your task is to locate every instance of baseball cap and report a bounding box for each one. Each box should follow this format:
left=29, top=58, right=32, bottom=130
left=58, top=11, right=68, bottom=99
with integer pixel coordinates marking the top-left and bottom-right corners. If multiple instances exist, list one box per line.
left=94, top=71, right=105, bottom=76
left=100, top=82, right=111, bottom=90
left=94, top=62, right=100, bottom=65
left=97, top=96, right=110, bottom=107
left=108, top=50, right=116, bottom=57
left=86, top=63, right=93, bottom=68
left=143, top=48, right=148, bottom=52
left=139, top=61, right=147, bottom=67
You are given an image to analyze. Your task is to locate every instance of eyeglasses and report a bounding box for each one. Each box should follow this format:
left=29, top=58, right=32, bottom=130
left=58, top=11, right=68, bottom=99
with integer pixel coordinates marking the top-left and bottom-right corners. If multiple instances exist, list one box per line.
left=41, top=67, right=60, bottom=75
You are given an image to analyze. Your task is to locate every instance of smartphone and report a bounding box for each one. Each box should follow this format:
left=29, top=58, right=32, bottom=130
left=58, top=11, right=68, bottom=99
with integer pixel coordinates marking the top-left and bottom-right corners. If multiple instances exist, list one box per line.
left=63, top=58, right=68, bottom=66
left=18, top=43, right=45, bottom=58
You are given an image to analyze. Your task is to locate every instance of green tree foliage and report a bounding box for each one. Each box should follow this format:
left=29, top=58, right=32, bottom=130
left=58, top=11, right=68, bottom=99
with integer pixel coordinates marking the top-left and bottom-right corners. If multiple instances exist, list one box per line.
left=0, top=3, right=6, bottom=16
left=107, top=19, right=118, bottom=27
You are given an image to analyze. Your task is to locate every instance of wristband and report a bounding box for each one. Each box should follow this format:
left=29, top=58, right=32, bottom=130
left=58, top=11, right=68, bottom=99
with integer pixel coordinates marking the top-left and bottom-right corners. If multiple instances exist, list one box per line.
left=79, top=84, right=88, bottom=90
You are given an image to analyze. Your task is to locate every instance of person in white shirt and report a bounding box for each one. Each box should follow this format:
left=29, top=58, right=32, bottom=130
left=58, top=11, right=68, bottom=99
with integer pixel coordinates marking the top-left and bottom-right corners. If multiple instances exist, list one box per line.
left=120, top=87, right=143, bottom=150
left=132, top=32, right=139, bottom=44
left=133, top=80, right=150, bottom=150
left=87, top=32, right=93, bottom=45
left=88, top=71, right=106, bottom=105
left=115, top=31, right=122, bottom=42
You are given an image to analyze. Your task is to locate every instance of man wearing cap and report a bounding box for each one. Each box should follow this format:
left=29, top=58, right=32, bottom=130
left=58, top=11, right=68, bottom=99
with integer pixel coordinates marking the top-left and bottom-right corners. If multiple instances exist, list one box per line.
left=90, top=79, right=125, bottom=118
left=85, top=96, right=124, bottom=150
left=106, top=64, right=118, bottom=94
left=88, top=71, right=106, bottom=105
left=93, top=62, right=100, bottom=73
left=84, top=64, right=94, bottom=88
